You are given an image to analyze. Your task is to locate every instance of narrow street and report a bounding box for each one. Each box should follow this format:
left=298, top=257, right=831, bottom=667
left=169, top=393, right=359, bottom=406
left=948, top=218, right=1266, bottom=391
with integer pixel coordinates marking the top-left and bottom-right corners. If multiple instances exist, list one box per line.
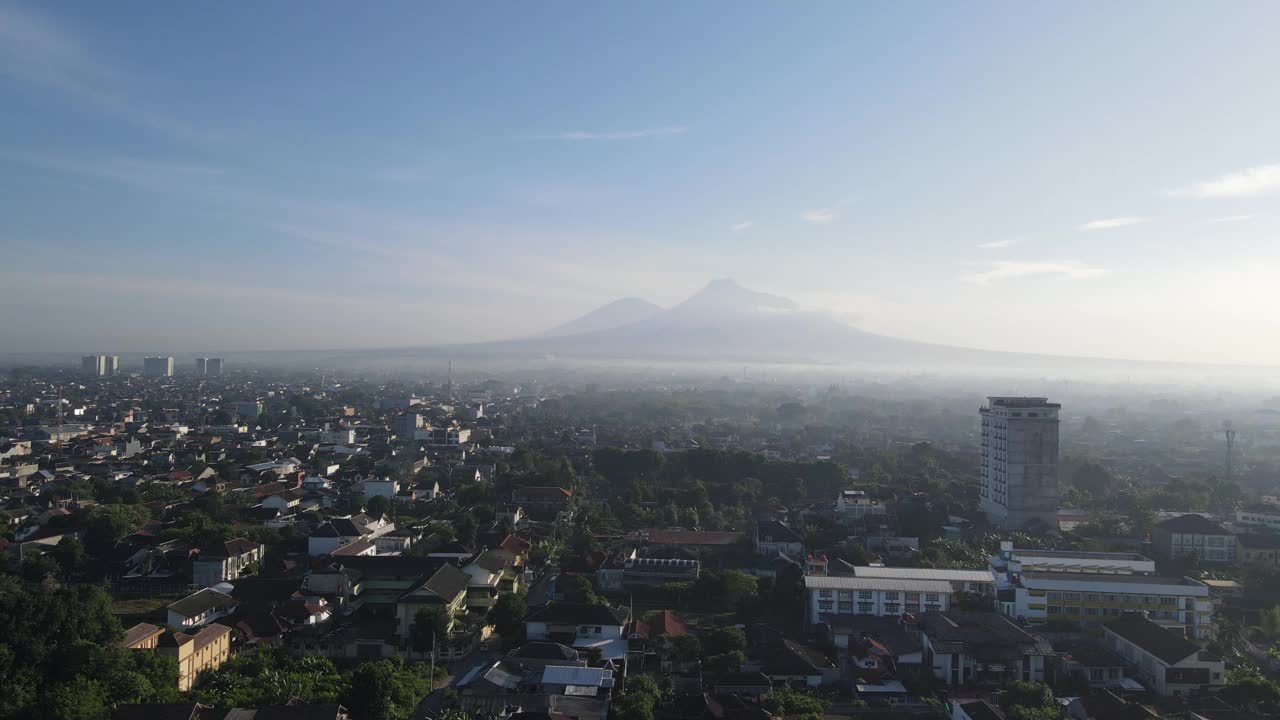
left=411, top=640, right=504, bottom=720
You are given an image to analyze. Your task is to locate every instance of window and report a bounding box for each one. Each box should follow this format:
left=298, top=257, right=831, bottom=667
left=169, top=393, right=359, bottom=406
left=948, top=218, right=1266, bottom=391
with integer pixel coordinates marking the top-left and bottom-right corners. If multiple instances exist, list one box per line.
left=884, top=592, right=900, bottom=600
left=1085, top=607, right=1099, bottom=616
left=884, top=603, right=900, bottom=614
left=926, top=593, right=940, bottom=602
left=819, top=589, right=832, bottom=598
left=859, top=591, right=873, bottom=600
left=858, top=602, right=874, bottom=614
left=818, top=600, right=833, bottom=611
left=1048, top=606, right=1062, bottom=615
left=1065, top=606, right=1080, bottom=615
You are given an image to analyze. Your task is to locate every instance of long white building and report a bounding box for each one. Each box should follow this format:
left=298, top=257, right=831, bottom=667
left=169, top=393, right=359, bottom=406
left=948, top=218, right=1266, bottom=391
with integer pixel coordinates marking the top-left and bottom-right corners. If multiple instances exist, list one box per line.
left=990, top=541, right=1155, bottom=587
left=979, top=397, right=1060, bottom=529
left=805, top=576, right=954, bottom=624
left=1002, top=572, right=1214, bottom=640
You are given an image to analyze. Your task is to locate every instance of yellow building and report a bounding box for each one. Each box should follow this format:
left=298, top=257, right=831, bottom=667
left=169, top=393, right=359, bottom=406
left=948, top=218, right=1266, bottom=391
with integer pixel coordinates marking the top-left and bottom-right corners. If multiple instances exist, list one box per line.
left=121, top=622, right=164, bottom=650
left=158, top=623, right=233, bottom=691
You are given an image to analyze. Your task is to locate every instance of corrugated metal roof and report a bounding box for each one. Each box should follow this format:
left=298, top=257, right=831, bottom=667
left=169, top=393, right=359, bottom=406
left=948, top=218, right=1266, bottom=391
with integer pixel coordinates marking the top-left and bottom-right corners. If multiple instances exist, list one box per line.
left=541, top=665, right=613, bottom=687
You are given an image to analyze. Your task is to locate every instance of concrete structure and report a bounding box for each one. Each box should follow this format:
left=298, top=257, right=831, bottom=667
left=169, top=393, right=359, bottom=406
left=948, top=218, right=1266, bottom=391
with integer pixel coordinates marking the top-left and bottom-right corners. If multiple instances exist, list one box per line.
left=836, top=489, right=887, bottom=519
left=192, top=539, right=264, bottom=588
left=167, top=588, right=237, bottom=630
left=82, top=354, right=119, bottom=376
left=363, top=476, right=399, bottom=500
left=754, top=519, right=805, bottom=559
left=392, top=413, right=423, bottom=438
left=979, top=396, right=1060, bottom=529
left=990, top=541, right=1155, bottom=587
left=234, top=400, right=264, bottom=417
left=1237, top=506, right=1280, bottom=530
left=1102, top=614, right=1225, bottom=696
left=1151, top=514, right=1235, bottom=564
left=206, top=357, right=223, bottom=375
left=805, top=575, right=954, bottom=624
left=841, top=565, right=997, bottom=596
left=158, top=623, right=233, bottom=692
left=143, top=356, right=175, bottom=377
left=1236, top=533, right=1280, bottom=567
left=1004, top=572, right=1215, bottom=639
left=122, top=622, right=164, bottom=650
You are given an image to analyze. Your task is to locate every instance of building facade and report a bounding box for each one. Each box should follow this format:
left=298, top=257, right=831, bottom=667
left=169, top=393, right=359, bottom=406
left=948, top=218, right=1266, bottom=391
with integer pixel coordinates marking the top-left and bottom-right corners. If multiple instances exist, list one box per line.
left=1103, top=614, right=1225, bottom=696
left=805, top=576, right=954, bottom=624
left=1004, top=572, right=1215, bottom=639
left=1151, top=515, right=1235, bottom=564
left=143, top=356, right=175, bottom=377
left=979, top=396, right=1060, bottom=529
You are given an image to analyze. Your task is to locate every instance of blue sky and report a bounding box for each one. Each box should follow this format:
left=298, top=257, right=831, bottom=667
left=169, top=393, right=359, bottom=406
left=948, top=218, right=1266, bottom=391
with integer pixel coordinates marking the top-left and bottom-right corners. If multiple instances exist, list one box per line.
left=3, top=2, right=1280, bottom=363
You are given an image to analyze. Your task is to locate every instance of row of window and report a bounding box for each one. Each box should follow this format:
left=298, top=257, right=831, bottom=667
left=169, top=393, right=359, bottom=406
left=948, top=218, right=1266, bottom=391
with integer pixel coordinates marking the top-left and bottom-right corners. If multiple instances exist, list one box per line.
left=818, top=590, right=942, bottom=602
left=1046, top=591, right=1184, bottom=605
left=817, top=600, right=943, bottom=614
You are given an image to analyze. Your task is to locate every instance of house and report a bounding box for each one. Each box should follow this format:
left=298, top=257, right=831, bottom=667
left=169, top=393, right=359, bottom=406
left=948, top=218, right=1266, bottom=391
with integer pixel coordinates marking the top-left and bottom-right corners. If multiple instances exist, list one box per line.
left=1152, top=515, right=1236, bottom=564
left=157, top=623, right=233, bottom=691
left=122, top=622, right=165, bottom=649
left=836, top=490, right=886, bottom=519
left=918, top=610, right=1054, bottom=686
left=710, top=671, right=772, bottom=699
left=822, top=614, right=923, bottom=678
left=989, top=541, right=1156, bottom=586
left=456, top=660, right=613, bottom=720
left=524, top=601, right=631, bottom=662
left=627, top=610, right=690, bottom=671
left=744, top=625, right=838, bottom=688
left=1055, top=640, right=1133, bottom=690
left=362, top=476, right=399, bottom=500
left=395, top=563, right=470, bottom=638
left=167, top=588, right=238, bottom=630
left=462, top=548, right=522, bottom=610
left=192, top=538, right=264, bottom=588
left=1102, top=613, right=1225, bottom=696
left=1235, top=533, right=1280, bottom=567
left=511, top=486, right=572, bottom=516
left=307, top=518, right=368, bottom=556
left=753, top=519, right=804, bottom=559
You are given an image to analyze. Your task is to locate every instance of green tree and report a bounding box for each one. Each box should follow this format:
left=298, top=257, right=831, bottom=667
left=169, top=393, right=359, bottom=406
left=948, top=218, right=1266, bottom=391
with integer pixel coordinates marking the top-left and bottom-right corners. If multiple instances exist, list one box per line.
left=52, top=537, right=86, bottom=577
left=762, top=688, right=827, bottom=715
left=344, top=662, right=395, bottom=720
left=410, top=607, right=450, bottom=655
left=701, top=626, right=747, bottom=656
left=487, top=593, right=527, bottom=643
left=366, top=494, right=391, bottom=518
left=1220, top=667, right=1280, bottom=706
left=46, top=677, right=108, bottom=720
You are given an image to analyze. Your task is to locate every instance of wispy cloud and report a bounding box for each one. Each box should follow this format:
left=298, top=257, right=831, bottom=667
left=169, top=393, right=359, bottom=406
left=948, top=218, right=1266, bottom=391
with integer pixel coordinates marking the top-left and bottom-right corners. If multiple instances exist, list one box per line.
left=1, top=148, right=223, bottom=190
left=541, top=127, right=687, bottom=141
left=730, top=221, right=753, bottom=232
left=1208, top=214, right=1255, bottom=224
left=962, top=260, right=1109, bottom=286
left=1171, top=164, right=1280, bottom=198
left=977, top=238, right=1020, bottom=249
left=0, top=4, right=224, bottom=142
left=802, top=208, right=838, bottom=224
left=369, top=166, right=433, bottom=183
left=1078, top=217, right=1148, bottom=231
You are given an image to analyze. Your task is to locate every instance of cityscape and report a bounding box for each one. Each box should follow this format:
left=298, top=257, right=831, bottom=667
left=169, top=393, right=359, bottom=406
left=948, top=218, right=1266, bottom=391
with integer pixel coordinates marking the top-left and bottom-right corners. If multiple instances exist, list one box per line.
left=5, top=3, right=1280, bottom=720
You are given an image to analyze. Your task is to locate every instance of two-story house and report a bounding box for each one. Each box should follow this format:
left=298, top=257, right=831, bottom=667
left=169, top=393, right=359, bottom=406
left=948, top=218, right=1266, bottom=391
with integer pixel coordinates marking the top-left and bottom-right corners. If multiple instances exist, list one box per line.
left=525, top=601, right=631, bottom=662
left=754, top=519, right=804, bottom=560
left=919, top=610, right=1054, bottom=686
left=1103, top=613, right=1225, bottom=696
left=192, top=538, right=264, bottom=588
left=167, top=588, right=238, bottom=630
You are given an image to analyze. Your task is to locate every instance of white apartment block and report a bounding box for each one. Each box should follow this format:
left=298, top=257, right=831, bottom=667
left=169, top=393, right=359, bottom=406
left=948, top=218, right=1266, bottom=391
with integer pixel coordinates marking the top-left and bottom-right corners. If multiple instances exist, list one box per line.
left=990, top=541, right=1155, bottom=587
left=979, top=397, right=1060, bottom=529
left=1003, top=572, right=1215, bottom=640
left=805, top=576, right=954, bottom=624
left=1236, top=507, right=1280, bottom=530
left=835, top=490, right=887, bottom=519
left=847, top=566, right=997, bottom=596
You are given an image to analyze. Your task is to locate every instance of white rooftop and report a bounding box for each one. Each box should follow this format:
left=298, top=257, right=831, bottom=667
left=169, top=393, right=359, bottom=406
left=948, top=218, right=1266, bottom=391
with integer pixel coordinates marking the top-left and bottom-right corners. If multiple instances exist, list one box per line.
left=805, top=576, right=955, bottom=594
left=852, top=566, right=995, bottom=583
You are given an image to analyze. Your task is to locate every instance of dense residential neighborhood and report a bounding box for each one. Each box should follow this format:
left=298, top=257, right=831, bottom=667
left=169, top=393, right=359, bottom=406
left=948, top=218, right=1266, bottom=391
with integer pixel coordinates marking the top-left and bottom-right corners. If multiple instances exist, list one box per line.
left=2, top=363, right=1280, bottom=720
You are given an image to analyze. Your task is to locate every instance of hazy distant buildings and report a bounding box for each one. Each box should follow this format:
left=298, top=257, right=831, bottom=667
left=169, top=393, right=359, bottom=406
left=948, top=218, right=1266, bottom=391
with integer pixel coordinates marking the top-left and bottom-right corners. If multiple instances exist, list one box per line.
left=143, top=356, right=175, bottom=377
left=81, top=355, right=119, bottom=376
left=195, top=357, right=224, bottom=376
left=979, top=396, right=1060, bottom=529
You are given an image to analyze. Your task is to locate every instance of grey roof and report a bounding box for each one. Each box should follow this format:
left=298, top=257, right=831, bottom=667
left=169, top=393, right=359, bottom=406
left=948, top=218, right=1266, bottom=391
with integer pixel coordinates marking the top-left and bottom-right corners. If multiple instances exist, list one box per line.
left=1103, top=613, right=1199, bottom=665
left=510, top=641, right=579, bottom=661
left=416, top=563, right=470, bottom=601
left=852, top=566, right=995, bottom=583
left=526, top=601, right=628, bottom=626
left=167, top=588, right=236, bottom=619
left=1156, top=514, right=1230, bottom=536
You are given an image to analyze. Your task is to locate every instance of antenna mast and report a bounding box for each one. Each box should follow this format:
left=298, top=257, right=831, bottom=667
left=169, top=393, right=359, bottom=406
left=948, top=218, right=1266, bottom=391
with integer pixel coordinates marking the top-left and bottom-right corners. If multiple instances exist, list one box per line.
left=1224, top=421, right=1237, bottom=481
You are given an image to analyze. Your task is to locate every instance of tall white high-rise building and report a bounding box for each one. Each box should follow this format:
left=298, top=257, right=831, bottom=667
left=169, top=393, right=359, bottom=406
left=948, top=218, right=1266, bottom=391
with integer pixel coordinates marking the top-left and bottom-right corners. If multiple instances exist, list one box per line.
left=979, top=396, right=1060, bottom=529
left=207, top=358, right=223, bottom=376
left=143, top=356, right=175, bottom=377
left=82, top=355, right=119, bottom=376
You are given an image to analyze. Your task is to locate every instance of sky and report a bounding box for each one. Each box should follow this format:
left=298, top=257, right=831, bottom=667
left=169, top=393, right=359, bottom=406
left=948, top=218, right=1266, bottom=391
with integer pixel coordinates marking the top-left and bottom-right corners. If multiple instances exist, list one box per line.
left=3, top=2, right=1280, bottom=364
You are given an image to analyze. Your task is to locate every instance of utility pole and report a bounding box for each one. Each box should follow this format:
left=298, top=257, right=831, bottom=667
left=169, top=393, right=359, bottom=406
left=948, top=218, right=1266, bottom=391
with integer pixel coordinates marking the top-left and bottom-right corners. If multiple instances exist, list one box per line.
left=56, top=384, right=64, bottom=450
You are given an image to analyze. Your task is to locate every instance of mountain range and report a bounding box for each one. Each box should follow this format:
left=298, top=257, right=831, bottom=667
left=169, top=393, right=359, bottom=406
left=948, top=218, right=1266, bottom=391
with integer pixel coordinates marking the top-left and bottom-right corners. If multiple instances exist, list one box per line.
left=455, top=278, right=1079, bottom=368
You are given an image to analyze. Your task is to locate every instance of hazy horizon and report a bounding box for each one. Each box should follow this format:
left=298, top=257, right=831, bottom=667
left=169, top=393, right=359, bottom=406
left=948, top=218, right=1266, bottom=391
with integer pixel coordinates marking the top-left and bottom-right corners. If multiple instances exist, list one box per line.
left=4, top=3, right=1280, bottom=364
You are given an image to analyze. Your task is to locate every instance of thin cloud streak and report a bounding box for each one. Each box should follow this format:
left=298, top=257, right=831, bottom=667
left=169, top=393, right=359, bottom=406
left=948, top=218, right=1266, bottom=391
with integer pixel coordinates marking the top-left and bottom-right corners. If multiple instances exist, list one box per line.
left=1207, top=214, right=1254, bottom=224
left=540, top=127, right=687, bottom=141
left=1078, top=217, right=1148, bottom=231
left=1172, top=164, right=1280, bottom=198
left=730, top=221, right=753, bottom=232
left=801, top=208, right=837, bottom=224
left=0, top=4, right=225, bottom=142
left=977, top=239, right=1019, bottom=249
left=962, top=260, right=1109, bottom=286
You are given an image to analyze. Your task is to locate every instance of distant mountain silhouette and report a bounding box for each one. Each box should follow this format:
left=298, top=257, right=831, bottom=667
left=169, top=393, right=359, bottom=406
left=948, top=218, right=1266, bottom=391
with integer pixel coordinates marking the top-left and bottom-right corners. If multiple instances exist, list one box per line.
left=540, top=297, right=662, bottom=337
left=462, top=278, right=1041, bottom=366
